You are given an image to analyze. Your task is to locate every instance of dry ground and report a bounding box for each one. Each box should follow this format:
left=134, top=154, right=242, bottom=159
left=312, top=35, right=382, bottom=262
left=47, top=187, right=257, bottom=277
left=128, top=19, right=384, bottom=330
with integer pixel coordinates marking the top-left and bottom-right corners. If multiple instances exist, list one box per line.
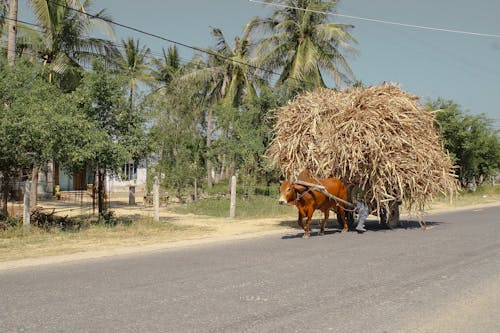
left=1, top=190, right=499, bottom=270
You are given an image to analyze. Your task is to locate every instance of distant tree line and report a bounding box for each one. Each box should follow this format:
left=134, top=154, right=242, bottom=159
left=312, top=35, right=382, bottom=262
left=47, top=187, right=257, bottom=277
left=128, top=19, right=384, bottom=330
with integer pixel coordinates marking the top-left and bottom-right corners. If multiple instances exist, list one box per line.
left=428, top=99, right=500, bottom=188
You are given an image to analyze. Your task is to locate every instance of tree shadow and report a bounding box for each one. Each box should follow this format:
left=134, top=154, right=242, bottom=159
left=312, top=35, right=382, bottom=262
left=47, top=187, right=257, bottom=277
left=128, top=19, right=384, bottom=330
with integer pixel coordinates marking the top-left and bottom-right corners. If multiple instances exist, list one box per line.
left=111, top=213, right=183, bottom=224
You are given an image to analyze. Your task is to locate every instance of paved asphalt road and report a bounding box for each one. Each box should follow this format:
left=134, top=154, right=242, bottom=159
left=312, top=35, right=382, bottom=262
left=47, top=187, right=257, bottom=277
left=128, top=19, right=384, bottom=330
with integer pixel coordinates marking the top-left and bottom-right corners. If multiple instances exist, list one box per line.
left=1, top=206, right=499, bottom=333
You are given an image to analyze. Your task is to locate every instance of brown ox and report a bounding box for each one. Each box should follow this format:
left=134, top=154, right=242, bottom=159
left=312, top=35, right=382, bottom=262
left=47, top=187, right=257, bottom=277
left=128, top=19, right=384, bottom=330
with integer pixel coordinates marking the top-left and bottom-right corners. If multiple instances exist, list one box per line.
left=279, top=172, right=348, bottom=238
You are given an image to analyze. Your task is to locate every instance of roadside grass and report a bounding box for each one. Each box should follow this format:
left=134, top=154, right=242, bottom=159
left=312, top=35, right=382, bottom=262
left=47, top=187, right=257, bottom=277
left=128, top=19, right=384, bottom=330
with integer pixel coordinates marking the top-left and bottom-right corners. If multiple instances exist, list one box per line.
left=0, top=216, right=205, bottom=262
left=170, top=195, right=291, bottom=219
left=427, top=184, right=500, bottom=210
left=169, top=180, right=290, bottom=218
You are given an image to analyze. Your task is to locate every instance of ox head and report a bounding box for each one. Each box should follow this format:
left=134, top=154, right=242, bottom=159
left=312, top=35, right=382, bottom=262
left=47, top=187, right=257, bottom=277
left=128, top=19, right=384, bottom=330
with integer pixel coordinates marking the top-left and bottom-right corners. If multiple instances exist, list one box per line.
left=278, top=180, right=297, bottom=205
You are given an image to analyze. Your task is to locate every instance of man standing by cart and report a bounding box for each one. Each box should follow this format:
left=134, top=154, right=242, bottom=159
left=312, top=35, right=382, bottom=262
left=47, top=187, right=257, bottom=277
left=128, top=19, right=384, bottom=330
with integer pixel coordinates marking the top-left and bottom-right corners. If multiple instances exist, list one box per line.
left=351, top=183, right=369, bottom=233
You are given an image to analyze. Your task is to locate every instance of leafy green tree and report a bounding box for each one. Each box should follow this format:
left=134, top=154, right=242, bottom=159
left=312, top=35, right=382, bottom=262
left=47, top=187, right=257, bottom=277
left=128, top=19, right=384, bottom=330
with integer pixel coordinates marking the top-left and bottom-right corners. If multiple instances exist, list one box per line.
left=8, top=0, right=119, bottom=204
left=73, top=59, right=148, bottom=215
left=429, top=99, right=500, bottom=186
left=0, top=61, right=97, bottom=215
left=211, top=86, right=280, bottom=190
left=148, top=66, right=206, bottom=198
left=254, top=0, right=357, bottom=98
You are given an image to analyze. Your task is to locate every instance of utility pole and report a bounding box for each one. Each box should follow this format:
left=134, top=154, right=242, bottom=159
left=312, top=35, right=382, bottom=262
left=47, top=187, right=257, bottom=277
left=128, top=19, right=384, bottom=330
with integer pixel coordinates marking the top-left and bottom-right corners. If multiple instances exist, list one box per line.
left=7, top=0, right=18, bottom=66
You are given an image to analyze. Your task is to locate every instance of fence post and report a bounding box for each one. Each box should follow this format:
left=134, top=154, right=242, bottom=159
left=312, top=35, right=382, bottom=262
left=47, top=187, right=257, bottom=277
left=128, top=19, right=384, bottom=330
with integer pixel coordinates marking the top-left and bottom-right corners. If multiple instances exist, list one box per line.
left=23, top=180, right=31, bottom=228
left=153, top=176, right=159, bottom=221
left=229, top=175, right=236, bottom=218
left=129, top=186, right=136, bottom=206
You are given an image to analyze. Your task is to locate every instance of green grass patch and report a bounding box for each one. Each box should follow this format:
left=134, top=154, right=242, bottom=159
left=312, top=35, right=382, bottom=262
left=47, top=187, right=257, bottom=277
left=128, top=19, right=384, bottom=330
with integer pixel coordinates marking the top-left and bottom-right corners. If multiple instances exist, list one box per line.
left=204, top=181, right=281, bottom=197
left=170, top=195, right=292, bottom=219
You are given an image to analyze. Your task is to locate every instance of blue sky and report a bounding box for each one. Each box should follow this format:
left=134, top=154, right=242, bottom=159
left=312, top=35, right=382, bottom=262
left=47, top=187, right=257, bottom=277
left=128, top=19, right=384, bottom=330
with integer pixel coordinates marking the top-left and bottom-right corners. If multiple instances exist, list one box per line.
left=19, top=0, right=500, bottom=128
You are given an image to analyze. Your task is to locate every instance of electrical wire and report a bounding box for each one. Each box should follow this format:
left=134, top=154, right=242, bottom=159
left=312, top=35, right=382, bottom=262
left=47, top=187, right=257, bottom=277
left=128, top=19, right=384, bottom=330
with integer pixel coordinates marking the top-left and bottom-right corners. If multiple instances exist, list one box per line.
left=44, top=0, right=301, bottom=83
left=0, top=14, right=44, bottom=33
left=0, top=17, right=194, bottom=67
left=248, top=0, right=500, bottom=39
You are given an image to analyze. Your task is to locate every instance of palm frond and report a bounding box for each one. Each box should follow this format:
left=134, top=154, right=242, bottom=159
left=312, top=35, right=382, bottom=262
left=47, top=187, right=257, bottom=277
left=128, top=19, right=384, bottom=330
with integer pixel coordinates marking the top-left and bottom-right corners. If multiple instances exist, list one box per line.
left=86, top=9, right=115, bottom=39
left=50, top=52, right=74, bottom=74
left=210, top=27, right=232, bottom=56
left=29, top=0, right=52, bottom=29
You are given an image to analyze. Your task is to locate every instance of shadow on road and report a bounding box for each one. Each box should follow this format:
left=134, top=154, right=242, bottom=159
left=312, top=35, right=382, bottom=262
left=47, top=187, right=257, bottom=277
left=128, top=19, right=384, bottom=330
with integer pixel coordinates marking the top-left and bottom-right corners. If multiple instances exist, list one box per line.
left=281, top=229, right=343, bottom=239
left=279, top=218, right=444, bottom=239
left=395, top=219, right=443, bottom=230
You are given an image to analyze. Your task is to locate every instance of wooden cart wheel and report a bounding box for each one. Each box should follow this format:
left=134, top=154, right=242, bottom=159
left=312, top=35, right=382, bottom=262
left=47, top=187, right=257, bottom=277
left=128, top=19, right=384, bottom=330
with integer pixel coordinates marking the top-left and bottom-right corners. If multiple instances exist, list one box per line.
left=380, top=203, right=400, bottom=229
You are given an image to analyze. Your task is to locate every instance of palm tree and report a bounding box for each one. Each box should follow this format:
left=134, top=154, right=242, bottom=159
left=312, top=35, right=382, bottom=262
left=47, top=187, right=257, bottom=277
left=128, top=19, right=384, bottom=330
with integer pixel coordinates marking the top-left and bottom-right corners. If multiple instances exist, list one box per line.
left=117, top=38, right=151, bottom=109
left=150, top=45, right=182, bottom=92
left=27, top=0, right=119, bottom=90
left=184, top=18, right=260, bottom=107
left=179, top=20, right=260, bottom=186
left=254, top=0, right=357, bottom=91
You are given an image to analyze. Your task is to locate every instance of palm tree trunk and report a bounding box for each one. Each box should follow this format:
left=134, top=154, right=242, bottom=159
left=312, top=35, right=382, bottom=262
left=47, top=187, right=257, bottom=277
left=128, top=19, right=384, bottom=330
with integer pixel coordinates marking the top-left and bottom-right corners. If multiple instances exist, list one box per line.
left=129, top=85, right=134, bottom=112
left=7, top=0, right=18, bottom=66
left=206, top=108, right=213, bottom=188
left=6, top=1, right=20, bottom=216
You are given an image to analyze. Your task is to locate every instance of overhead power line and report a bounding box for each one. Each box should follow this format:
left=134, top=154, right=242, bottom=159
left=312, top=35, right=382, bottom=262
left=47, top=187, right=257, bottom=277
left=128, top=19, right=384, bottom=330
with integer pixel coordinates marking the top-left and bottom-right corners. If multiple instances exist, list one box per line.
left=0, top=15, right=194, bottom=65
left=44, top=0, right=297, bottom=83
left=249, top=0, right=500, bottom=39
left=0, top=15, right=44, bottom=33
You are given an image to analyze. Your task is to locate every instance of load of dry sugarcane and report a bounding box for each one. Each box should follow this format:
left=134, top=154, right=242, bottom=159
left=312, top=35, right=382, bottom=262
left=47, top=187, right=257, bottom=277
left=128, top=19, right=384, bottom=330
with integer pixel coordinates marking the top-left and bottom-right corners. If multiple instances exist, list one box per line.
left=266, top=83, right=459, bottom=218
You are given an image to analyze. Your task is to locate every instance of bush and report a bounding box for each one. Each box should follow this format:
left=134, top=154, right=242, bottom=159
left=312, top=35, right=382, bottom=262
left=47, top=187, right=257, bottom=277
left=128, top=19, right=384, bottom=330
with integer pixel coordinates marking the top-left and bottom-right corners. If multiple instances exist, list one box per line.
left=30, top=208, right=83, bottom=231
left=100, top=210, right=115, bottom=226
left=0, top=215, right=20, bottom=231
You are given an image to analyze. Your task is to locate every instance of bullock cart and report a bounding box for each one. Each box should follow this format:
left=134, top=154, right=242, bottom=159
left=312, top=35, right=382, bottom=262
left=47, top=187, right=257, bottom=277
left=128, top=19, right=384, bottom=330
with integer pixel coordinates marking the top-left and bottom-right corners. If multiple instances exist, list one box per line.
left=267, top=84, right=459, bottom=229
left=292, top=179, right=400, bottom=229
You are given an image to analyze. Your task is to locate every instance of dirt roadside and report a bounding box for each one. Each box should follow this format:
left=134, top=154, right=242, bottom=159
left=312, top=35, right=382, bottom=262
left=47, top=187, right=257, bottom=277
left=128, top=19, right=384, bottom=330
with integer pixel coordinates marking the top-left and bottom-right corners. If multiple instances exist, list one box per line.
left=1, top=200, right=499, bottom=271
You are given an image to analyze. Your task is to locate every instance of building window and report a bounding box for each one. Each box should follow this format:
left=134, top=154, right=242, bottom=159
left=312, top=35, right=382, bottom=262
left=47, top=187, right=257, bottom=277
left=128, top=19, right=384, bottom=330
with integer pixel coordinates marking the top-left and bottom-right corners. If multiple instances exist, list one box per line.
left=122, top=162, right=137, bottom=181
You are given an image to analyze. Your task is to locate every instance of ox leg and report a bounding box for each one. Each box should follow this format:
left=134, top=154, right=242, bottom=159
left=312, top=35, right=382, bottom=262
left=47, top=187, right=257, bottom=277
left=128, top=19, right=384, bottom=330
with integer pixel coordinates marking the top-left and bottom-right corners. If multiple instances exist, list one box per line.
left=297, top=211, right=306, bottom=235
left=338, top=206, right=348, bottom=233
left=303, top=210, right=314, bottom=238
left=319, top=210, right=329, bottom=236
